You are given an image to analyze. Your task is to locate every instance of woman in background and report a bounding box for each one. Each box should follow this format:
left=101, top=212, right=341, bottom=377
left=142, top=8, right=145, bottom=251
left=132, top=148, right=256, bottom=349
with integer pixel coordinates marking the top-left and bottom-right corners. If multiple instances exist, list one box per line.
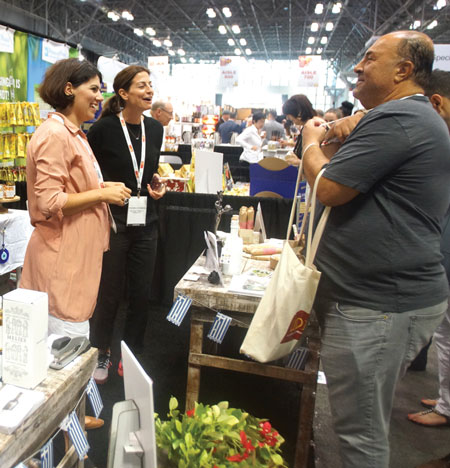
left=21, top=58, right=130, bottom=338
left=88, top=65, right=166, bottom=384
left=236, top=112, right=266, bottom=166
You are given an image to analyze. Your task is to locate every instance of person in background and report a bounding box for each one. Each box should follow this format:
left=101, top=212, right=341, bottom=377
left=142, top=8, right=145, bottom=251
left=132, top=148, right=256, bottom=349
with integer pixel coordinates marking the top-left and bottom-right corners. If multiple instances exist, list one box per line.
left=151, top=100, right=174, bottom=127
left=281, top=94, right=316, bottom=165
left=315, top=109, right=325, bottom=118
left=236, top=112, right=265, bottom=166
left=339, top=100, right=354, bottom=116
left=302, top=31, right=450, bottom=467
left=218, top=111, right=243, bottom=143
left=324, top=108, right=343, bottom=123
left=216, top=109, right=230, bottom=131
left=21, top=58, right=131, bottom=429
left=263, top=110, right=286, bottom=141
left=88, top=65, right=166, bottom=384
left=407, top=70, right=450, bottom=438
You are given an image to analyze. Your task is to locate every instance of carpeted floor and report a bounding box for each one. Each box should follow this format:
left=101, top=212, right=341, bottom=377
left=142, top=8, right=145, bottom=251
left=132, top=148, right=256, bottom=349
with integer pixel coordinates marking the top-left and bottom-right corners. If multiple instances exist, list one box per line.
left=84, top=302, right=450, bottom=468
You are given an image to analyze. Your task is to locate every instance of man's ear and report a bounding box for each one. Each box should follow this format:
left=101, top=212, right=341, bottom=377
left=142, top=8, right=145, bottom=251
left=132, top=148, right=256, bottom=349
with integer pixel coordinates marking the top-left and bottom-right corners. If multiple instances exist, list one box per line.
left=429, top=94, right=444, bottom=114
left=394, top=60, right=414, bottom=83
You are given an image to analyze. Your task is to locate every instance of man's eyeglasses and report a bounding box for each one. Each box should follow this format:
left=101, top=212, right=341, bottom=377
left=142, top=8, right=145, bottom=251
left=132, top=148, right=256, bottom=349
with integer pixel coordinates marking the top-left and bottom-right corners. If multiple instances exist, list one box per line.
left=161, top=108, right=173, bottom=116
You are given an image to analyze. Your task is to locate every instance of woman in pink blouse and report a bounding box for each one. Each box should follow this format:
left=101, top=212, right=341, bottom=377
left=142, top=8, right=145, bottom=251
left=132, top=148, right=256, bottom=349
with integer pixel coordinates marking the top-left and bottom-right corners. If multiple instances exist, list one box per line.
left=21, top=58, right=131, bottom=338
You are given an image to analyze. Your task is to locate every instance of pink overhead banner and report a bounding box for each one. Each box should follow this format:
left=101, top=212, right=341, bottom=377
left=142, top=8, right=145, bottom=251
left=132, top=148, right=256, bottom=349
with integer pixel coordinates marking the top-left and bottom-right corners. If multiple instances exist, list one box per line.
left=297, top=55, right=321, bottom=87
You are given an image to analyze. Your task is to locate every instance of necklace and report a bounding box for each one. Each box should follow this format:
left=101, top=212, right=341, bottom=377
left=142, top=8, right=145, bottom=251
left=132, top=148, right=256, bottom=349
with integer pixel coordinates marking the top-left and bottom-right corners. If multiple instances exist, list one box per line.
left=126, top=123, right=141, bottom=140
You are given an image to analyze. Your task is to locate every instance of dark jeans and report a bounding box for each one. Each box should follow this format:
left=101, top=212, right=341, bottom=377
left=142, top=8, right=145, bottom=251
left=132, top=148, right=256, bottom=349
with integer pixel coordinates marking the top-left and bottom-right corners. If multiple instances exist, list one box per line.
left=90, top=223, right=158, bottom=355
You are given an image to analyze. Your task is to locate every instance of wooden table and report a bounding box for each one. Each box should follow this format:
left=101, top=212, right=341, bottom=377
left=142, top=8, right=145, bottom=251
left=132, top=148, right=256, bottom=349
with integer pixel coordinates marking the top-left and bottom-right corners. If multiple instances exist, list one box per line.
left=0, top=347, right=98, bottom=468
left=175, top=256, right=320, bottom=468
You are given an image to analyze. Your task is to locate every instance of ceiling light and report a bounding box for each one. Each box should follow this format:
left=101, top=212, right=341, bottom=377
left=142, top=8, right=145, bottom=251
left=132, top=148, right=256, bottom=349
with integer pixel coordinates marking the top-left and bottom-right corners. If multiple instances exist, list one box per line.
left=153, top=39, right=162, bottom=47
left=320, top=36, right=328, bottom=44
left=189, top=57, right=196, bottom=63
left=218, top=25, right=227, bottom=34
left=315, top=3, right=324, bottom=14
left=180, top=57, right=187, bottom=63
left=228, top=38, right=235, bottom=46
left=168, top=49, right=175, bottom=56
left=245, top=48, right=252, bottom=55
left=311, top=22, right=319, bottom=32
left=410, top=20, right=421, bottom=29
left=332, top=2, right=342, bottom=14
left=177, top=48, right=185, bottom=56
left=163, top=39, right=172, bottom=47
left=306, top=47, right=312, bottom=54
left=326, top=22, right=334, bottom=31
left=317, top=47, right=323, bottom=54
left=231, top=25, right=240, bottom=34
left=107, top=11, right=120, bottom=21
left=234, top=48, right=241, bottom=55
left=223, top=7, right=232, bottom=17
left=134, top=28, right=143, bottom=37
left=308, top=37, right=315, bottom=44
left=427, top=19, right=438, bottom=29
left=146, top=27, right=156, bottom=36
left=434, top=0, right=446, bottom=9
left=122, top=10, right=134, bottom=21
left=206, top=8, right=216, bottom=18
left=239, top=38, right=247, bottom=46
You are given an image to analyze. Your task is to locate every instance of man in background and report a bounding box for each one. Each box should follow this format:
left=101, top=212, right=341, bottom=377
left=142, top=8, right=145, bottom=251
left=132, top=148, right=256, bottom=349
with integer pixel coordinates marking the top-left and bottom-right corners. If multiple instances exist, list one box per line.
left=302, top=31, right=450, bottom=468
left=151, top=101, right=174, bottom=127
left=339, top=100, right=354, bottom=116
left=263, top=110, right=286, bottom=140
left=215, top=109, right=230, bottom=132
left=218, top=111, right=243, bottom=143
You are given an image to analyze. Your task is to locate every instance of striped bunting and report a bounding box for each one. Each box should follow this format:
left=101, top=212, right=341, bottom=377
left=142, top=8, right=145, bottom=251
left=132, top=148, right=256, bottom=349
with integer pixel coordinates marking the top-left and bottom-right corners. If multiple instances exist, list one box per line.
left=40, top=439, right=54, bottom=468
left=67, top=411, right=90, bottom=460
left=166, top=294, right=192, bottom=326
left=86, top=377, right=104, bottom=418
left=286, top=347, right=310, bottom=370
left=207, top=312, right=232, bottom=344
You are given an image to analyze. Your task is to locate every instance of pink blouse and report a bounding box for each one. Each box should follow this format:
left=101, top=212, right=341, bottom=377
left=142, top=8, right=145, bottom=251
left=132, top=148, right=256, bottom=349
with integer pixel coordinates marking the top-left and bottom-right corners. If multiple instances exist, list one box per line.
left=21, top=113, right=110, bottom=322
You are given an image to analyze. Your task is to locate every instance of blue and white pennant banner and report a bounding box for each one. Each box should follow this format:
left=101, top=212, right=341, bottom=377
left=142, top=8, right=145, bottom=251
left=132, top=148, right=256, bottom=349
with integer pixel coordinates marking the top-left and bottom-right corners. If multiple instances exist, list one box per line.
left=66, top=411, right=90, bottom=460
left=166, top=294, right=192, bottom=326
left=40, top=439, right=54, bottom=468
left=286, top=347, right=310, bottom=370
left=86, top=377, right=103, bottom=418
left=207, top=312, right=232, bottom=344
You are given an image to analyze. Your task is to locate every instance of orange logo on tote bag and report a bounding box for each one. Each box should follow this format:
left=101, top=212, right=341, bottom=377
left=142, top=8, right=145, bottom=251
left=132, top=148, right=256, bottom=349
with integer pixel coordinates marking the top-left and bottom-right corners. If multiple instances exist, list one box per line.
left=280, top=310, right=310, bottom=343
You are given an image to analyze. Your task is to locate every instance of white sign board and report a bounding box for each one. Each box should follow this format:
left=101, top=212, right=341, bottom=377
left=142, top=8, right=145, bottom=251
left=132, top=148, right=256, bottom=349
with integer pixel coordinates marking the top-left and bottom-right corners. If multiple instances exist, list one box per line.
left=218, top=56, right=240, bottom=91
left=42, top=39, right=69, bottom=64
left=0, top=26, right=14, bottom=54
left=195, top=150, right=223, bottom=194
left=297, top=55, right=321, bottom=87
left=434, top=44, right=450, bottom=72
left=97, top=56, right=128, bottom=92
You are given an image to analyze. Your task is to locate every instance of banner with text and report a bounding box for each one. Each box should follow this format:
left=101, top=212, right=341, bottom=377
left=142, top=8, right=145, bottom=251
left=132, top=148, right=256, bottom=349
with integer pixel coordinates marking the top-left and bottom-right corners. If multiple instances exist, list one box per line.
left=297, top=55, right=321, bottom=87
left=0, top=30, right=28, bottom=102
left=218, top=56, right=240, bottom=91
left=434, top=44, right=450, bottom=72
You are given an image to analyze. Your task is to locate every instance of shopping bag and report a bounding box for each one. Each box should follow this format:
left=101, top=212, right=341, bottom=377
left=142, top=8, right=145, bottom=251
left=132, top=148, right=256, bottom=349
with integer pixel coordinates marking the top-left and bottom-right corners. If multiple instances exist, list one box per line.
left=240, top=165, right=330, bottom=363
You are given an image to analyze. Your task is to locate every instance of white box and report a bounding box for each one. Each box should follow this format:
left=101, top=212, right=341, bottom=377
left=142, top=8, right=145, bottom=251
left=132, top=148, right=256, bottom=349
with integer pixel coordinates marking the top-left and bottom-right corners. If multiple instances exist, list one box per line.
left=2, top=288, right=48, bottom=389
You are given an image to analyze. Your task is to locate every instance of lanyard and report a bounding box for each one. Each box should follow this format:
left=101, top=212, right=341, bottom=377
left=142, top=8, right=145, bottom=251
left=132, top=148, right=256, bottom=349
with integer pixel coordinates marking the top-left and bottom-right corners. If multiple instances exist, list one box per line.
left=119, top=111, right=146, bottom=196
left=50, top=114, right=104, bottom=188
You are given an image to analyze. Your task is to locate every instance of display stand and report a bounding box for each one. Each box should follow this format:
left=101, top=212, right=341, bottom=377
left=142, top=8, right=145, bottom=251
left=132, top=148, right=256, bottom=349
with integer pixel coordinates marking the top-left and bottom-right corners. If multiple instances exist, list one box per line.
left=0, top=196, right=20, bottom=213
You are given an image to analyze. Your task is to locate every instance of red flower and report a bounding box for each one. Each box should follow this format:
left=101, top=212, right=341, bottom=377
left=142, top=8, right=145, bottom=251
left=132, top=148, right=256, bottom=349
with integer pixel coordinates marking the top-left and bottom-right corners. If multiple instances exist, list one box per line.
left=240, top=431, right=255, bottom=452
left=186, top=409, right=195, bottom=417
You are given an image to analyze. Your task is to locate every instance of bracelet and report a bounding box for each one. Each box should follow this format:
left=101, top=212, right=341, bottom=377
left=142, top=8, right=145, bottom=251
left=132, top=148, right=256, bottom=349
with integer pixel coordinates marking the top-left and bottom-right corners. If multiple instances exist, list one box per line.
left=302, top=142, right=319, bottom=158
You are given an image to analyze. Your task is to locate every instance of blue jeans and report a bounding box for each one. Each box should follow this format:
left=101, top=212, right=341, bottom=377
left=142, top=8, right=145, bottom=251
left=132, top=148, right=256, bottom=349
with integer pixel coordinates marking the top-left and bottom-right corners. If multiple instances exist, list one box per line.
left=314, top=299, right=446, bottom=468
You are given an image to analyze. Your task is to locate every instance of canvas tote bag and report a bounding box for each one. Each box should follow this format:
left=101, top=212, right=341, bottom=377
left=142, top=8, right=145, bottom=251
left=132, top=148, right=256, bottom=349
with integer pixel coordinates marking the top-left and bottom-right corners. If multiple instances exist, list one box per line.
left=240, top=162, right=330, bottom=363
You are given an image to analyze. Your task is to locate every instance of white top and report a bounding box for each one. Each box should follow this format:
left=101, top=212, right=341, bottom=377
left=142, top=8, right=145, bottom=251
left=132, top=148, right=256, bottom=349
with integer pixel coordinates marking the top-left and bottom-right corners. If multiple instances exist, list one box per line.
left=236, top=125, right=263, bottom=164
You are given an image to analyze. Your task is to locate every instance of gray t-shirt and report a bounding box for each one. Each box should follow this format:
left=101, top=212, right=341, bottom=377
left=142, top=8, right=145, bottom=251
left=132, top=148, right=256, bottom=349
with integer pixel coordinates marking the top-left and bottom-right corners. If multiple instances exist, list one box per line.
left=315, top=95, right=450, bottom=312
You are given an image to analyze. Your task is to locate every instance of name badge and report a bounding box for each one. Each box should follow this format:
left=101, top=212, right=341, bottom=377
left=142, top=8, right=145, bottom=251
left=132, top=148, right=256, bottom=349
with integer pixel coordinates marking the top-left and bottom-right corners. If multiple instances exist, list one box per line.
left=126, top=196, right=147, bottom=226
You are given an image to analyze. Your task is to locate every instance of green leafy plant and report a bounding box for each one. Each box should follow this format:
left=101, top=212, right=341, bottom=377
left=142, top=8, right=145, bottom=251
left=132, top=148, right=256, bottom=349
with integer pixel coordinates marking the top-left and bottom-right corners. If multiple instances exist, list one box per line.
left=155, top=397, right=288, bottom=467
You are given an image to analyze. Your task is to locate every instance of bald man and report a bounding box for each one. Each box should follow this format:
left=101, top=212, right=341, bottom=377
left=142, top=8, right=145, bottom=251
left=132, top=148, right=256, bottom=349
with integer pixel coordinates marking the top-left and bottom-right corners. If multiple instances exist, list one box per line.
left=151, top=101, right=173, bottom=127
left=302, top=32, right=450, bottom=467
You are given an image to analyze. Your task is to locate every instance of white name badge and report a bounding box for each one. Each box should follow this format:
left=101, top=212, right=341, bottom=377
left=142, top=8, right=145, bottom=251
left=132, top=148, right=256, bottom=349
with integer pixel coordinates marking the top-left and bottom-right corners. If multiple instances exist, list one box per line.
left=126, top=196, right=147, bottom=226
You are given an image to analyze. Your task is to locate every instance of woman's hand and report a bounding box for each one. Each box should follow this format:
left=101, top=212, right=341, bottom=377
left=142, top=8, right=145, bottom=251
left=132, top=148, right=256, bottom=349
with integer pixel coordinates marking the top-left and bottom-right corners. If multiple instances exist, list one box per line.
left=102, top=182, right=131, bottom=206
left=147, top=174, right=166, bottom=200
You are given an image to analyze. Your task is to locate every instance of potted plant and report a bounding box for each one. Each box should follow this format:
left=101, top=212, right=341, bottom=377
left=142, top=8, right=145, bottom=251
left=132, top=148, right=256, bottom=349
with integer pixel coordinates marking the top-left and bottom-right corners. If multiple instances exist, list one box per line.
left=155, top=397, right=287, bottom=467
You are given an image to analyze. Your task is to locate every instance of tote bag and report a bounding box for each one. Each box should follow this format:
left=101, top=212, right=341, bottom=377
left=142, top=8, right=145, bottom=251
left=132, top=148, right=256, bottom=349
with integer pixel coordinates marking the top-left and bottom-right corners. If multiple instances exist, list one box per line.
left=240, top=163, right=330, bottom=363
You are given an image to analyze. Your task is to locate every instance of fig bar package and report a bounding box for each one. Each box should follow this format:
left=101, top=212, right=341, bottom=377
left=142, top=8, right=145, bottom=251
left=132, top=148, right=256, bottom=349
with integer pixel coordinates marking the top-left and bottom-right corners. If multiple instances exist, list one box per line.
left=2, top=289, right=48, bottom=389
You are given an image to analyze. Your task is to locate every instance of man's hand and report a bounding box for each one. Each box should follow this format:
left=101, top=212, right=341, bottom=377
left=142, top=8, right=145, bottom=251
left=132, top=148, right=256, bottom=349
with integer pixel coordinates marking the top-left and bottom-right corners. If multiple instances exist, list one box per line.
left=302, top=118, right=327, bottom=147
left=325, top=112, right=365, bottom=143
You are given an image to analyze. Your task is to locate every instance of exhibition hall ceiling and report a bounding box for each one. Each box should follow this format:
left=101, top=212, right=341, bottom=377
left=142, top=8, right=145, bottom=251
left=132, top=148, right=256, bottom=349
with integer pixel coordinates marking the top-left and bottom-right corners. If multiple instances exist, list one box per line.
left=1, top=0, right=450, bottom=74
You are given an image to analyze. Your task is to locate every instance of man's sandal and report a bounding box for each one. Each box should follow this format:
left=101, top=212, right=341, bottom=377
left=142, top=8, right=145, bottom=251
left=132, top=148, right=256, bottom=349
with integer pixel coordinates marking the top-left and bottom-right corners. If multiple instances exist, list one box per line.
left=407, top=408, right=450, bottom=427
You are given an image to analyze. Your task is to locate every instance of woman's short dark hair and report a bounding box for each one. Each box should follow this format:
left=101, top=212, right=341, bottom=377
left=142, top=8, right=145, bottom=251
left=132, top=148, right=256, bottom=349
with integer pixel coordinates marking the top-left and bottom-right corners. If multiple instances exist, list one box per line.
left=252, top=112, right=265, bottom=123
left=38, top=58, right=102, bottom=110
left=282, top=94, right=316, bottom=122
left=101, top=65, right=150, bottom=118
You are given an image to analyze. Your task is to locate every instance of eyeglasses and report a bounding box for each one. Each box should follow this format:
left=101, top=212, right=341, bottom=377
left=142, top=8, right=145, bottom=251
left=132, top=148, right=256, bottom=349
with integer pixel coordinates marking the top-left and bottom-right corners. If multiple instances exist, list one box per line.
left=161, top=108, right=173, bottom=116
